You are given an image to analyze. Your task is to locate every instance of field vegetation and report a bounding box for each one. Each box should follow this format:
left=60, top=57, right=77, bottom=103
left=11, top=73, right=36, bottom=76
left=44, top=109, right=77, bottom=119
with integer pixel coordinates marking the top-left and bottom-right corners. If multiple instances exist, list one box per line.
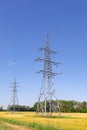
left=0, top=112, right=87, bottom=130
left=0, top=120, right=12, bottom=130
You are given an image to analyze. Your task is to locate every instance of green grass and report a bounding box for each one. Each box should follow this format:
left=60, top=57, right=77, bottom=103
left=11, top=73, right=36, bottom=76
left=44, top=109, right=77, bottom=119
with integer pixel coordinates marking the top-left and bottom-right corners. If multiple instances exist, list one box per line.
left=0, top=118, right=61, bottom=130
left=0, top=121, right=12, bottom=130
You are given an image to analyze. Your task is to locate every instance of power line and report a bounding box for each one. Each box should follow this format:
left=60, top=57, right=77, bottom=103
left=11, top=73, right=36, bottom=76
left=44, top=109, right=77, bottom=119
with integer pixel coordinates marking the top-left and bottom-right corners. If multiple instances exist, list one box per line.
left=10, top=78, right=19, bottom=111
left=36, top=35, right=61, bottom=116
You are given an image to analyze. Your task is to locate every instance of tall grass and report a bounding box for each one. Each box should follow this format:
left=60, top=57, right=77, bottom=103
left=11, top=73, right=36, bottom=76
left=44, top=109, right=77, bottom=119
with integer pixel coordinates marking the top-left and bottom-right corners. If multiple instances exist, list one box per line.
left=0, top=112, right=87, bottom=130
left=0, top=118, right=61, bottom=130
left=0, top=121, right=12, bottom=130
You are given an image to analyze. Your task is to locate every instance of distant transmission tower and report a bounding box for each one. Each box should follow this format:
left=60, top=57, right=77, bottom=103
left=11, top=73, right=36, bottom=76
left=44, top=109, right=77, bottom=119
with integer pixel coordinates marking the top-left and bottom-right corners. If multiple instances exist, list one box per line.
left=36, top=35, right=61, bottom=116
left=10, top=78, right=19, bottom=111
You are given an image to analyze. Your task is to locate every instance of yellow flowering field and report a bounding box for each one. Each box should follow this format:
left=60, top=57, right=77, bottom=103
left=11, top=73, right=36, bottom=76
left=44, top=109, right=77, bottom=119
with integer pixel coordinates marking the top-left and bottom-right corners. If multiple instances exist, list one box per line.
left=0, top=112, right=87, bottom=130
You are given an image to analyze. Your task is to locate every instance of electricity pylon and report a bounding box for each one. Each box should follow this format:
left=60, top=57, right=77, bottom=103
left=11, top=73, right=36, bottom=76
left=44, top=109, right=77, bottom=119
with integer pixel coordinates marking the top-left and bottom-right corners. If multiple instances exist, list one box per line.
left=10, top=78, right=19, bottom=111
left=35, top=35, right=61, bottom=116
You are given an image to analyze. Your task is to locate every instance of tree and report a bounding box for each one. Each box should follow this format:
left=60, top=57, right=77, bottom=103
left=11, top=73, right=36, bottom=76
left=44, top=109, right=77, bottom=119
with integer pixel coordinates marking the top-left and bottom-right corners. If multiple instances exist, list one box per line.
left=0, top=106, right=3, bottom=111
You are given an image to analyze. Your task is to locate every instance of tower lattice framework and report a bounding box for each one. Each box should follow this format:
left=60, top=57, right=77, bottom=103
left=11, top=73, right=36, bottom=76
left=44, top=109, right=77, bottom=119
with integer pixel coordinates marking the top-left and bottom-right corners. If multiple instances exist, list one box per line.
left=36, top=35, right=61, bottom=116
left=10, top=78, right=19, bottom=111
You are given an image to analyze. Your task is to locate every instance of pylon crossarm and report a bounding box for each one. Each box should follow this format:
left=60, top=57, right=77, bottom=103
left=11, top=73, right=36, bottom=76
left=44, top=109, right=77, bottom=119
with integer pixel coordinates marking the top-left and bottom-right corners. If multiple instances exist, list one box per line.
left=36, top=36, right=61, bottom=116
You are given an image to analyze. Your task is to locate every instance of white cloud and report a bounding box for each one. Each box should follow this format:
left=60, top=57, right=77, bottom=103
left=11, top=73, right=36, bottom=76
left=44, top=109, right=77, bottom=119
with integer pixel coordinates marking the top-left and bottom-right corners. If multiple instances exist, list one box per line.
left=8, top=61, right=17, bottom=67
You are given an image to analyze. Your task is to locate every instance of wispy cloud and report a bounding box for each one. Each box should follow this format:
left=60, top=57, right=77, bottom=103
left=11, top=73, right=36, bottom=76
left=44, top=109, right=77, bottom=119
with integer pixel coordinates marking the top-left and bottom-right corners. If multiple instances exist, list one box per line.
left=8, top=61, right=17, bottom=67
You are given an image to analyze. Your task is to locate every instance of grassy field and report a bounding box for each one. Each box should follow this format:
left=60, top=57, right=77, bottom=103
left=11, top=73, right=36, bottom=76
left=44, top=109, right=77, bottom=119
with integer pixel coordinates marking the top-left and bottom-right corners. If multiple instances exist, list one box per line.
left=0, top=121, right=12, bottom=130
left=0, top=112, right=87, bottom=130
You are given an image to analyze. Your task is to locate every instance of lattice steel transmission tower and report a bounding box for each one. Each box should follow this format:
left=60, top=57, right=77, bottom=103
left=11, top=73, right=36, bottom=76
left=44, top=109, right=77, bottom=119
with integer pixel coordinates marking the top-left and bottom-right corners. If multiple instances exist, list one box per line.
left=10, top=78, right=19, bottom=111
left=36, top=35, right=61, bottom=116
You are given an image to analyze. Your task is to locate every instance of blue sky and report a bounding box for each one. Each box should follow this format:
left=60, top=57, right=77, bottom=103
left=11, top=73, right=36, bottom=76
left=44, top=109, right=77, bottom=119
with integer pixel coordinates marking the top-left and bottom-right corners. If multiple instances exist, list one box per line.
left=0, top=0, right=87, bottom=108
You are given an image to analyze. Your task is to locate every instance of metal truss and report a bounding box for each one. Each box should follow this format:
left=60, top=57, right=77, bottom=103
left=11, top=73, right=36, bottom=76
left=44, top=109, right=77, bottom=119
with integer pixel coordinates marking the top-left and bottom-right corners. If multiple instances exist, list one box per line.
left=36, top=35, right=61, bottom=116
left=10, top=78, right=19, bottom=111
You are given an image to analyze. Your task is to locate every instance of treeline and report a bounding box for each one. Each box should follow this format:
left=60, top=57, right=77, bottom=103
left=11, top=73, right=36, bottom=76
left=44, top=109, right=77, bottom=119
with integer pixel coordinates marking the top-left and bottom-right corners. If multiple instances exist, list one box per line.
left=33, top=100, right=87, bottom=113
left=7, top=105, right=33, bottom=111
left=59, top=100, right=87, bottom=113
left=0, top=100, right=87, bottom=113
